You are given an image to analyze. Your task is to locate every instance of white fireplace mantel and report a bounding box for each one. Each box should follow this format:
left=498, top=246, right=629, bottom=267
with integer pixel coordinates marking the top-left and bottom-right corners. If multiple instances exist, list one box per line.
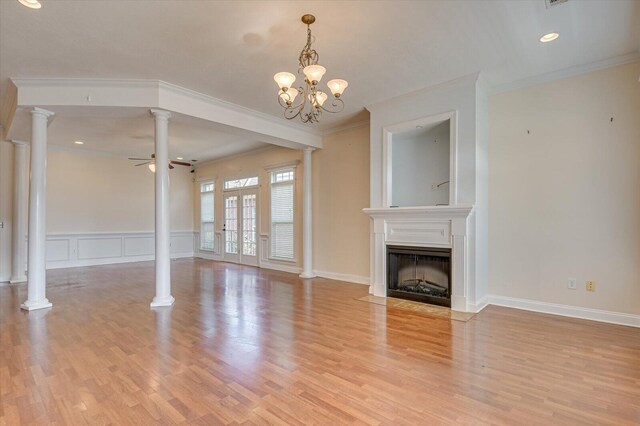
left=363, top=204, right=474, bottom=312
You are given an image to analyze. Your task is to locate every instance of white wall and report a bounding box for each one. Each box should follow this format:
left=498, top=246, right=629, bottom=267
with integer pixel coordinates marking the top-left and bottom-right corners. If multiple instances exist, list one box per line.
left=367, top=73, right=488, bottom=306
left=489, top=61, right=640, bottom=316
left=392, top=121, right=450, bottom=207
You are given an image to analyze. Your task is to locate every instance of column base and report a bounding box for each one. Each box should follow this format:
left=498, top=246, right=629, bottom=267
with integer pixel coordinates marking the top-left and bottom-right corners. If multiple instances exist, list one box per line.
left=21, top=299, right=52, bottom=311
left=10, top=275, right=27, bottom=284
left=150, top=295, right=175, bottom=308
left=299, top=272, right=316, bottom=279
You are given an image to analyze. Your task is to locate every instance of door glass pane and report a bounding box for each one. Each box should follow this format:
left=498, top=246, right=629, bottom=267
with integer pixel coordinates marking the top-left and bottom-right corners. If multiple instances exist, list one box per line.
left=225, top=196, right=238, bottom=254
left=242, top=194, right=257, bottom=256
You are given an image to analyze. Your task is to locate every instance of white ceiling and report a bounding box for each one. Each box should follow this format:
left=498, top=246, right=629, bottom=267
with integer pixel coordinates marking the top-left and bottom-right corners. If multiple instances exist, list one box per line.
left=41, top=108, right=268, bottom=161
left=1, top=0, right=639, bottom=157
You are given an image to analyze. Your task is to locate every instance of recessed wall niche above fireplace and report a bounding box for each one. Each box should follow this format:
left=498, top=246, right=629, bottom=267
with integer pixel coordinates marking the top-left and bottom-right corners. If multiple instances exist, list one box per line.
left=387, top=245, right=451, bottom=307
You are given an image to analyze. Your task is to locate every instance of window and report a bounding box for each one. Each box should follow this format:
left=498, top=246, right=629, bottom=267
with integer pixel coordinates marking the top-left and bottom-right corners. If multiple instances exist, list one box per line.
left=270, top=169, right=295, bottom=259
left=224, top=176, right=258, bottom=190
left=200, top=182, right=215, bottom=250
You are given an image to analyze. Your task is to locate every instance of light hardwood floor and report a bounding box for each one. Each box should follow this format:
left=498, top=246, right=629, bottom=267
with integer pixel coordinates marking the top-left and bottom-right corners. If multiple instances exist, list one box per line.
left=1, top=258, right=638, bottom=425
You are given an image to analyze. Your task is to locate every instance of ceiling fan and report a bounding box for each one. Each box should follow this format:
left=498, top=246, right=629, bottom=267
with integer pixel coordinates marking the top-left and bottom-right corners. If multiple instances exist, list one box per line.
left=128, top=154, right=196, bottom=173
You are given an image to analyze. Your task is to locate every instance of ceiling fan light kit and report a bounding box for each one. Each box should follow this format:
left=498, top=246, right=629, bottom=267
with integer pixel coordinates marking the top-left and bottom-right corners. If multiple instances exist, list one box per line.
left=128, top=154, right=194, bottom=173
left=274, top=14, right=348, bottom=124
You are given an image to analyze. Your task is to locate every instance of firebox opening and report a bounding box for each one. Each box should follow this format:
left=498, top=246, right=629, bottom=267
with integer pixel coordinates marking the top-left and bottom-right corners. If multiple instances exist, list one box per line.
left=387, top=245, right=451, bottom=307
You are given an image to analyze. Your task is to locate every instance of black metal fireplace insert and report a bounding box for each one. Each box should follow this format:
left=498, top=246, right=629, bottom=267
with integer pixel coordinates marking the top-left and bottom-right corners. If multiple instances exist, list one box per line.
left=387, top=245, right=451, bottom=307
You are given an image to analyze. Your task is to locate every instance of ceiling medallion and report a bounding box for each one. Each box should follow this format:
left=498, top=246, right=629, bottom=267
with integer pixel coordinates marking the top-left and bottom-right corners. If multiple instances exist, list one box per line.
left=274, top=14, right=348, bottom=124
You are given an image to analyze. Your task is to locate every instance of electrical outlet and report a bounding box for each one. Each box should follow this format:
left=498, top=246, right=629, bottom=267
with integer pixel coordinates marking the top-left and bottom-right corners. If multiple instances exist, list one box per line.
left=567, top=278, right=577, bottom=290
left=586, top=280, right=596, bottom=292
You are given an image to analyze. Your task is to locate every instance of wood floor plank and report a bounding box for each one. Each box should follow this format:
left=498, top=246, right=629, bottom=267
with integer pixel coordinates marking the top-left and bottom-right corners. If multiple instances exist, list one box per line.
left=1, top=258, right=639, bottom=425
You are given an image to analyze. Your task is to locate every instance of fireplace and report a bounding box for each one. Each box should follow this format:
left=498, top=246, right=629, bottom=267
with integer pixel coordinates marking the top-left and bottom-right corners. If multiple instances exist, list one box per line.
left=387, top=245, right=451, bottom=307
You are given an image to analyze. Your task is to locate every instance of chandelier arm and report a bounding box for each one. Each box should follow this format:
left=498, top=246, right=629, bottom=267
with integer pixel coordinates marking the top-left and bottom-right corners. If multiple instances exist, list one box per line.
left=318, top=97, right=345, bottom=114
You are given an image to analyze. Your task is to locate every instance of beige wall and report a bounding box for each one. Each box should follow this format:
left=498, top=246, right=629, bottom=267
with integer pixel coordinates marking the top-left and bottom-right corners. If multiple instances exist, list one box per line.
left=0, top=146, right=194, bottom=280
left=489, top=62, right=640, bottom=315
left=47, top=148, right=194, bottom=233
left=313, top=125, right=370, bottom=279
left=193, top=127, right=371, bottom=281
left=194, top=146, right=304, bottom=266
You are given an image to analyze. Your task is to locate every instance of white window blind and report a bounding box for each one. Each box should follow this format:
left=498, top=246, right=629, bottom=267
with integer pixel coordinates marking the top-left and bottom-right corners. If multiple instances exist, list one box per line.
left=270, top=170, right=295, bottom=259
left=200, top=182, right=215, bottom=250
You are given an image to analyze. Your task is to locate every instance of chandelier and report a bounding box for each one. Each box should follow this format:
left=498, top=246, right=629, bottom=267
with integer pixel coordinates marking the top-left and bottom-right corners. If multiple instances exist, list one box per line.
left=274, top=14, right=348, bottom=124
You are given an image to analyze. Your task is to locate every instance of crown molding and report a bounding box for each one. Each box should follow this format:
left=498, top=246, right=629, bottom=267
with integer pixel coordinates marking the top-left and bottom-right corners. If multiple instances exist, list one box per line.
left=491, top=52, right=640, bottom=95
left=194, top=145, right=277, bottom=169
left=322, top=119, right=370, bottom=136
left=365, top=72, right=480, bottom=113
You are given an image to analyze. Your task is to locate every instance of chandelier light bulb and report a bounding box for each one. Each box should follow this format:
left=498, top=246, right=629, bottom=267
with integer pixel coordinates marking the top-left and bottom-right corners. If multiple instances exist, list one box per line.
left=303, top=65, right=326, bottom=83
left=327, top=79, right=349, bottom=97
left=315, top=91, right=328, bottom=107
left=279, top=87, right=299, bottom=104
left=274, top=72, right=296, bottom=90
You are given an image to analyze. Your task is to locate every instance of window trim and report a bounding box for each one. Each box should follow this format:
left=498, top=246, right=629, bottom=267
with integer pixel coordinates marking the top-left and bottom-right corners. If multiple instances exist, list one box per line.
left=268, top=166, right=297, bottom=262
left=223, top=175, right=260, bottom=191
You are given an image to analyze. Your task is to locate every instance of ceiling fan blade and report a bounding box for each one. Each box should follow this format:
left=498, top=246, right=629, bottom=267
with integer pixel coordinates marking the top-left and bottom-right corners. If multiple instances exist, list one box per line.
left=134, top=162, right=150, bottom=166
left=169, top=164, right=175, bottom=169
left=128, top=157, right=152, bottom=161
left=170, top=160, right=191, bottom=166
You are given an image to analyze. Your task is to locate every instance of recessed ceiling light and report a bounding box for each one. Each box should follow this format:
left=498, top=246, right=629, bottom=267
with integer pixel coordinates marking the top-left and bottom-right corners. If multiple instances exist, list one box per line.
left=74, top=141, right=84, bottom=145
left=177, top=157, right=183, bottom=160
left=540, top=32, right=559, bottom=43
left=18, top=0, right=42, bottom=9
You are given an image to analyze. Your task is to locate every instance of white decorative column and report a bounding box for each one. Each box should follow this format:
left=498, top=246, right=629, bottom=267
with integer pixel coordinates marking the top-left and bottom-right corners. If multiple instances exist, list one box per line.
left=10, top=141, right=28, bottom=283
left=299, top=147, right=315, bottom=278
left=21, top=108, right=54, bottom=311
left=150, top=109, right=174, bottom=307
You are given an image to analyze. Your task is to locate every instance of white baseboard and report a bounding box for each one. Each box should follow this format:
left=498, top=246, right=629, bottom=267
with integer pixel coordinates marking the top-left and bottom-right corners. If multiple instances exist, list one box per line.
left=469, top=295, right=489, bottom=313
left=313, top=270, right=370, bottom=285
left=488, top=295, right=640, bottom=328
left=194, top=250, right=223, bottom=261
left=260, top=260, right=302, bottom=275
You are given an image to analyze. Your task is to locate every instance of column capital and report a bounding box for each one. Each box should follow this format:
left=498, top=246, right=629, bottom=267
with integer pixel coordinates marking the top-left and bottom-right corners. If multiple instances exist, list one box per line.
left=150, top=109, right=172, bottom=120
left=303, top=147, right=316, bottom=153
left=29, top=107, right=55, bottom=119
left=10, top=140, right=28, bottom=146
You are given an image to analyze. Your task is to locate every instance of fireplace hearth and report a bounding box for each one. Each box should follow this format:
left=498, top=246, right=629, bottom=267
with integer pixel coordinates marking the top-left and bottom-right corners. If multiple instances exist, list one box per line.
left=387, top=245, right=451, bottom=307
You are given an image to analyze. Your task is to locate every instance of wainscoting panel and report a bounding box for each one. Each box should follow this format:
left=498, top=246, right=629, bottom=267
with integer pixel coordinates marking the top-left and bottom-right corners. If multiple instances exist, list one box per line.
left=46, top=239, right=71, bottom=262
left=45, top=231, right=195, bottom=269
left=123, top=236, right=154, bottom=257
left=77, top=237, right=122, bottom=260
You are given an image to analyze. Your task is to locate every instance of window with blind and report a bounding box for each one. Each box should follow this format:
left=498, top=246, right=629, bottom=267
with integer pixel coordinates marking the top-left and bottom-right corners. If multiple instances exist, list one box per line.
left=200, top=182, right=215, bottom=251
left=270, top=169, right=295, bottom=260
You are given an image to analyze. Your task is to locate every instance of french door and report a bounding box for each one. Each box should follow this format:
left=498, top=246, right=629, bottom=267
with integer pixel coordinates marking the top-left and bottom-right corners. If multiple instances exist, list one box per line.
left=223, top=188, right=258, bottom=266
